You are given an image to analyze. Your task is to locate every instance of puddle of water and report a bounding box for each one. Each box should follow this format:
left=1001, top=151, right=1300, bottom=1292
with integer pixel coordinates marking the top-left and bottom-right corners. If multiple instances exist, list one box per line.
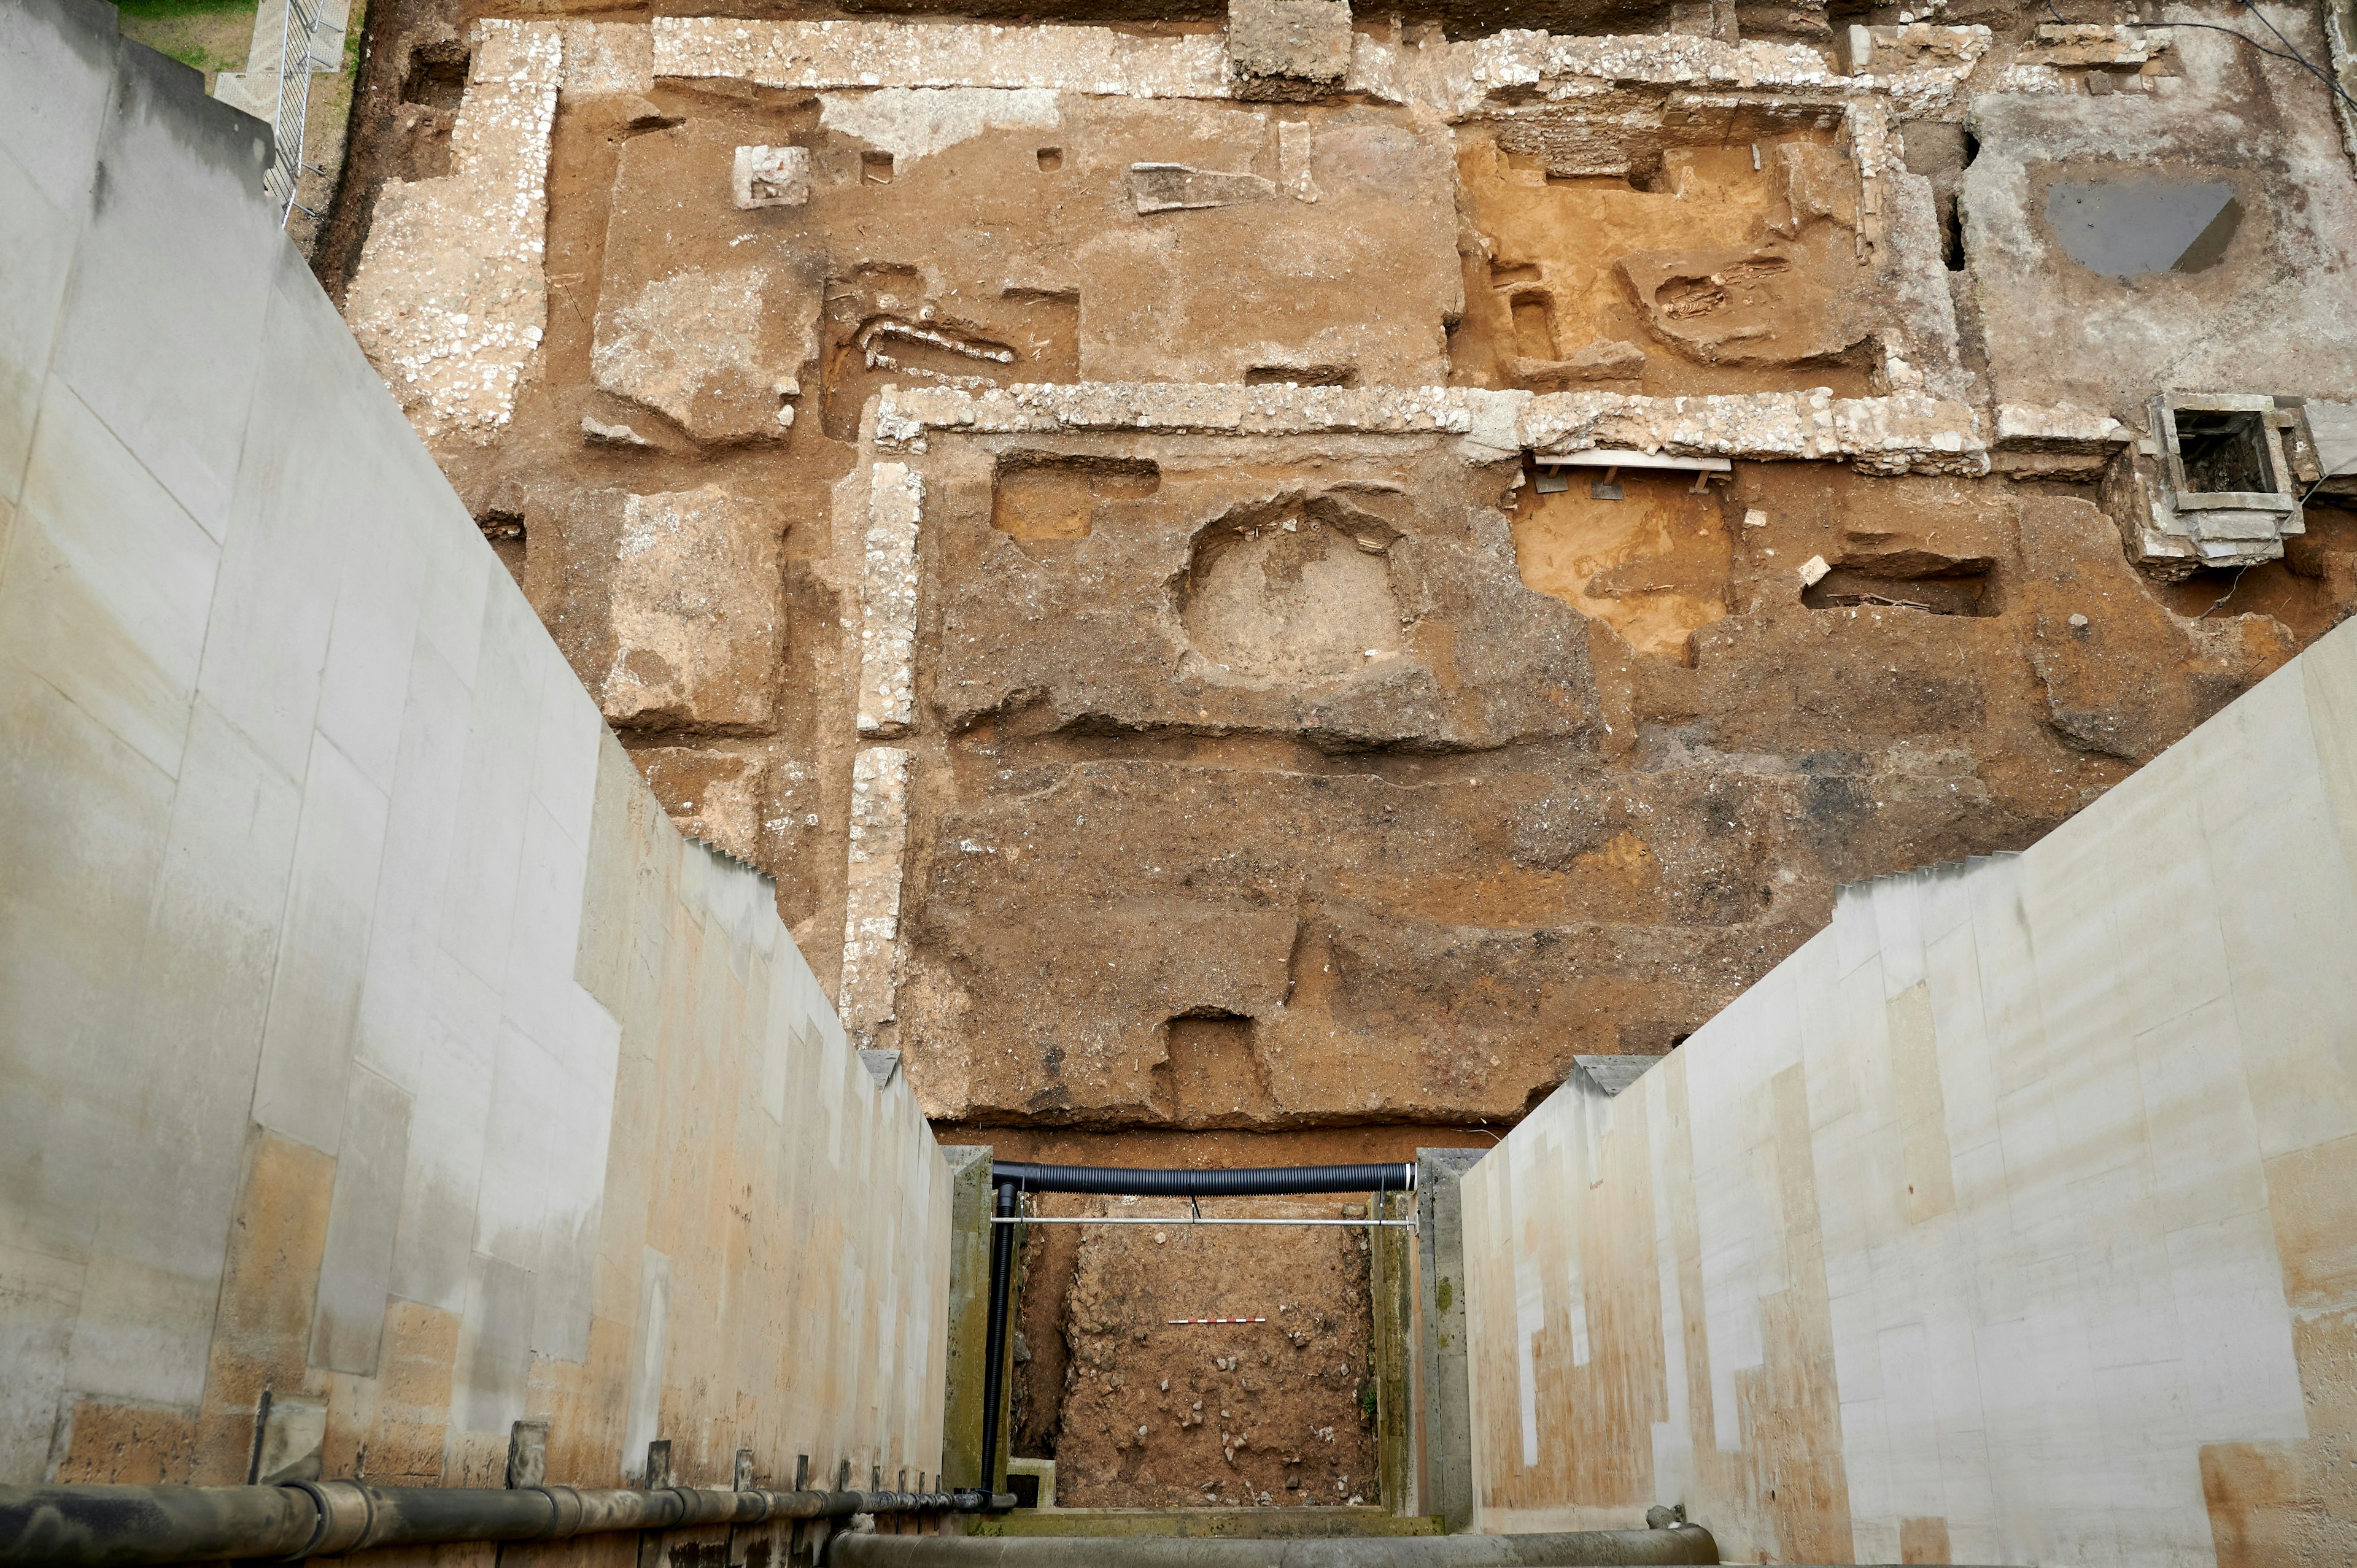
left=2045, top=179, right=2242, bottom=277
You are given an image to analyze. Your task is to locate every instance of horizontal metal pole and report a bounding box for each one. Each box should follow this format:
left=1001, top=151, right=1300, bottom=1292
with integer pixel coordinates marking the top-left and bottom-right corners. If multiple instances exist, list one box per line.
left=993, top=1217, right=1415, bottom=1229
left=834, top=1524, right=1721, bottom=1566
left=992, top=1162, right=1414, bottom=1198
left=0, top=1482, right=1014, bottom=1565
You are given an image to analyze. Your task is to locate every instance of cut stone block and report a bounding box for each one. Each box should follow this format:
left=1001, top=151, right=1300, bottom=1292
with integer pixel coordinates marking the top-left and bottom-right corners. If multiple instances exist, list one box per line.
left=582, top=416, right=653, bottom=448
left=1841, top=23, right=1874, bottom=74
left=1226, top=0, right=1352, bottom=101
left=597, top=486, right=781, bottom=731
left=1514, top=339, right=1647, bottom=389
left=1990, top=402, right=2129, bottom=477
left=590, top=263, right=818, bottom=446
left=732, top=144, right=810, bottom=209
left=1127, top=163, right=1277, bottom=214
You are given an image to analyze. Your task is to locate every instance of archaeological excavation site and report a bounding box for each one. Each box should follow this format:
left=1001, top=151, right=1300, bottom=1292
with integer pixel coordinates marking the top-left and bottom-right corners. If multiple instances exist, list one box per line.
left=9, top=0, right=2357, bottom=1558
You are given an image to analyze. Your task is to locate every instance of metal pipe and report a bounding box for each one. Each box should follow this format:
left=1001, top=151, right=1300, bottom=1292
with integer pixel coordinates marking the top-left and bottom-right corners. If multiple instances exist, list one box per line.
left=830, top=1525, right=1720, bottom=1566
left=978, top=1178, right=1020, bottom=1495
left=0, top=1482, right=1011, bottom=1566
left=991, top=1163, right=1415, bottom=1198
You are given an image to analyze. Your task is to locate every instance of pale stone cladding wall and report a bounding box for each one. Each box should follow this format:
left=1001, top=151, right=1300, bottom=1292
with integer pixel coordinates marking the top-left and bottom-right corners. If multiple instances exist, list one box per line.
left=1461, top=613, right=2357, bottom=1566
left=0, top=0, right=950, bottom=1526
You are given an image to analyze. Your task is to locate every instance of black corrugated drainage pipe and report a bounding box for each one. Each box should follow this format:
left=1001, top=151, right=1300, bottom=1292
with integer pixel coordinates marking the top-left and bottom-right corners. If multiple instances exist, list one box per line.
left=989, top=1164, right=1415, bottom=1198
left=0, top=1481, right=1016, bottom=1564
left=978, top=1176, right=1021, bottom=1494
left=829, top=1526, right=1720, bottom=1566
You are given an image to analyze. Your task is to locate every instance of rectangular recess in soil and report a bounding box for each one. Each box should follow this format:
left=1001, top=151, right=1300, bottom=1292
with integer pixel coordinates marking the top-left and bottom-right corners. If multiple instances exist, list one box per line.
left=1803, top=563, right=1995, bottom=616
left=992, top=453, right=1162, bottom=541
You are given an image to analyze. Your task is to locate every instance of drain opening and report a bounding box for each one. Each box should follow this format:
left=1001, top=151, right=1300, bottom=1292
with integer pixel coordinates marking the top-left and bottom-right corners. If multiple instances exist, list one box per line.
left=2172, top=409, right=2273, bottom=495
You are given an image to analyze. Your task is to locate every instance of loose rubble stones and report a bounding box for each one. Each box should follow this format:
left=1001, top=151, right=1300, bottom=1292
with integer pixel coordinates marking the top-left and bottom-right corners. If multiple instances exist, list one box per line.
left=733, top=143, right=812, bottom=209
left=1226, top=0, right=1353, bottom=101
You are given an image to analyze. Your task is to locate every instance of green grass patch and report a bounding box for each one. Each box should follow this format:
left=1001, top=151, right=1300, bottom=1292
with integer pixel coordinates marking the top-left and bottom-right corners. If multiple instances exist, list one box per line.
left=115, top=0, right=254, bottom=17
left=118, top=0, right=258, bottom=82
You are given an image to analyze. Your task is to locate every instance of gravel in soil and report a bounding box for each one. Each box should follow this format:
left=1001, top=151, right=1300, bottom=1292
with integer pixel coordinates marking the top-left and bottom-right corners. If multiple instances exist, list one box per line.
left=1042, top=1195, right=1384, bottom=1510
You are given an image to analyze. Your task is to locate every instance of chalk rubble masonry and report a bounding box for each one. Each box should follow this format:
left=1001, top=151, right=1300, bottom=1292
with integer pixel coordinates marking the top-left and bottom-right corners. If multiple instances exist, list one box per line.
left=650, top=16, right=2005, bottom=120
left=344, top=19, right=558, bottom=446
left=841, top=745, right=915, bottom=1049
left=874, top=383, right=1989, bottom=477
left=857, top=463, right=923, bottom=740
left=732, top=144, right=811, bottom=209
left=344, top=13, right=2080, bottom=463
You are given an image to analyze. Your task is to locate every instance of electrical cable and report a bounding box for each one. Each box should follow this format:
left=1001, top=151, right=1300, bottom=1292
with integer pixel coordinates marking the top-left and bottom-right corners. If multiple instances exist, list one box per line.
left=2169, top=17, right=2357, bottom=108
left=2231, top=0, right=2357, bottom=110
left=2198, top=562, right=2256, bottom=617
left=2165, top=20, right=2318, bottom=70
left=2038, top=0, right=2357, bottom=114
left=2160, top=1, right=2357, bottom=114
left=2302, top=455, right=2357, bottom=503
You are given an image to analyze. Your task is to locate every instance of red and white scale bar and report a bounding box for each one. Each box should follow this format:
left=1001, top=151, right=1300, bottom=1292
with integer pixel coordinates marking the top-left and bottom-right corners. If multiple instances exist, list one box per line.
left=1167, top=1317, right=1268, bottom=1325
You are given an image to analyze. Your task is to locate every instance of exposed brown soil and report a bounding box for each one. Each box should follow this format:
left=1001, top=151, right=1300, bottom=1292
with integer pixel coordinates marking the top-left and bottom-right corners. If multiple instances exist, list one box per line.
left=308, top=0, right=464, bottom=300
left=1029, top=1194, right=1382, bottom=1508
left=964, top=1126, right=1458, bottom=1489
left=319, top=0, right=2357, bottom=1509
left=1450, top=131, right=1879, bottom=399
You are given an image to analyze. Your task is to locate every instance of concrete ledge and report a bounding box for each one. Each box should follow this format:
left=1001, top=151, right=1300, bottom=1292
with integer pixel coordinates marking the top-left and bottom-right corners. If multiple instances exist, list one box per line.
left=970, top=1508, right=1445, bottom=1537
left=1569, top=1054, right=1662, bottom=1096
left=1414, top=1150, right=1484, bottom=1534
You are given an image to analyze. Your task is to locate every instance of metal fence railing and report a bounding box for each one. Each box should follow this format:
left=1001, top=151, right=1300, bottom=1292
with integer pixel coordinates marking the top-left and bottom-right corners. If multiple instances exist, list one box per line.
left=261, top=0, right=343, bottom=225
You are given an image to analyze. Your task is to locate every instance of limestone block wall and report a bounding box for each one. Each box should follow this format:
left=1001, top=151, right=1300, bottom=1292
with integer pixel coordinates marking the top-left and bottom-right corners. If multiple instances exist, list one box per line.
left=1461, top=614, right=2357, bottom=1566
left=0, top=0, right=949, bottom=1516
